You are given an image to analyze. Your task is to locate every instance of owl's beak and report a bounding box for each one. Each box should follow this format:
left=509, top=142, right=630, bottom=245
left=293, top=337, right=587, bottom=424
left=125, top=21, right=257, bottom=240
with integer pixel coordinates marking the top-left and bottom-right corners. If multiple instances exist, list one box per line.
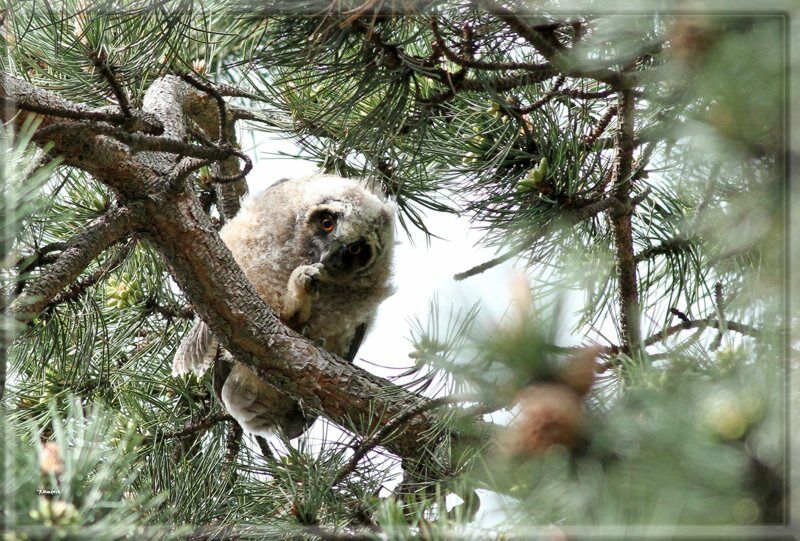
left=319, top=241, right=345, bottom=274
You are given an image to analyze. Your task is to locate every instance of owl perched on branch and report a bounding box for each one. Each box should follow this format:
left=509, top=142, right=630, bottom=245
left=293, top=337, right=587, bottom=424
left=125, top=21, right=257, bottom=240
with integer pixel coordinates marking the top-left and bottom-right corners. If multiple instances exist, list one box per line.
left=173, top=174, right=395, bottom=438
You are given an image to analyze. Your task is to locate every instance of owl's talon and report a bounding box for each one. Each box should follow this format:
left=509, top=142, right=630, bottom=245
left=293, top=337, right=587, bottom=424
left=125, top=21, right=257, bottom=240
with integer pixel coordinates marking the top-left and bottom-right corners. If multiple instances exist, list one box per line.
left=294, top=262, right=327, bottom=297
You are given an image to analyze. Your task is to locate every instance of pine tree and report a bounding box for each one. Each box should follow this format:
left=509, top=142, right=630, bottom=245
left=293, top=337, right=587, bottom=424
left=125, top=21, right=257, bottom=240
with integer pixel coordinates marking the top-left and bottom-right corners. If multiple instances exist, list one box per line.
left=1, top=2, right=790, bottom=539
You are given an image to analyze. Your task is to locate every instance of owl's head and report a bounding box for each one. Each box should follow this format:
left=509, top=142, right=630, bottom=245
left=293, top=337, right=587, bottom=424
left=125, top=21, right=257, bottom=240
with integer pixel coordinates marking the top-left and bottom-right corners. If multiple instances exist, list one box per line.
left=296, top=175, right=395, bottom=281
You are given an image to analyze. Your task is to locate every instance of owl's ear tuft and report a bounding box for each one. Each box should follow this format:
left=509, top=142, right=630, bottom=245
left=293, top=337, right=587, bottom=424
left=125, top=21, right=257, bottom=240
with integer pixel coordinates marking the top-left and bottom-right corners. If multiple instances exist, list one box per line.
left=357, top=177, right=391, bottom=202
left=380, top=201, right=396, bottom=226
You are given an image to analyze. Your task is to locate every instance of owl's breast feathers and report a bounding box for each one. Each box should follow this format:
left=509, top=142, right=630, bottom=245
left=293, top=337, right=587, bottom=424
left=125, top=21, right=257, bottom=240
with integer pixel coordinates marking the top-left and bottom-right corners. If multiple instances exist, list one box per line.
left=301, top=279, right=393, bottom=358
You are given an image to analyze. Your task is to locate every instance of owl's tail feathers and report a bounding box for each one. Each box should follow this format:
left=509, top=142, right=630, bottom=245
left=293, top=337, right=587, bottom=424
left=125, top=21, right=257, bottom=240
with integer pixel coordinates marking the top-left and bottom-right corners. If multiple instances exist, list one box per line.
left=172, top=319, right=219, bottom=377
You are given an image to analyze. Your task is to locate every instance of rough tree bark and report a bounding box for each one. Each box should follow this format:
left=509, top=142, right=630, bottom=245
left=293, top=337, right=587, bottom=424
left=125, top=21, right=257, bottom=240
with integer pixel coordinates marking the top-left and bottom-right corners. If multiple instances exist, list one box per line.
left=608, top=88, right=642, bottom=354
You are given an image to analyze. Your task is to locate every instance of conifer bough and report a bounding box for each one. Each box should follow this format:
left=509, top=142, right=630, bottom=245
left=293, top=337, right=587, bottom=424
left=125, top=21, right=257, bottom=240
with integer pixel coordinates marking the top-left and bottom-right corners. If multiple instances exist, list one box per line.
left=2, top=73, right=493, bottom=460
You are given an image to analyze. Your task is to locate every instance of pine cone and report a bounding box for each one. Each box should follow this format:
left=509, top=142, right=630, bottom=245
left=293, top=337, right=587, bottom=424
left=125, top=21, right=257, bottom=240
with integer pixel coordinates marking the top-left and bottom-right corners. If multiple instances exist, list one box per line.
left=501, top=383, right=584, bottom=458
left=558, top=346, right=602, bottom=396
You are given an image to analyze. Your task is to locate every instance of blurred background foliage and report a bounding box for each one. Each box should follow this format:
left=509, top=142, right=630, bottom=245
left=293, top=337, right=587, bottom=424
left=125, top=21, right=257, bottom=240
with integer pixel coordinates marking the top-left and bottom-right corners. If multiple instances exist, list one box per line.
left=1, top=0, right=793, bottom=539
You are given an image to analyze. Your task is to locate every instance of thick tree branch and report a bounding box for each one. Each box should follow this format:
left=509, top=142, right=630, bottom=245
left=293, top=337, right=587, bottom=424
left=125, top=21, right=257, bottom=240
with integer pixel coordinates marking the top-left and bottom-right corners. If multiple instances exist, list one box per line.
left=8, top=205, right=142, bottom=325
left=145, top=191, right=487, bottom=459
left=607, top=88, right=642, bottom=354
left=36, top=122, right=248, bottom=167
left=1, top=75, right=162, bottom=199
left=2, top=74, right=249, bottom=201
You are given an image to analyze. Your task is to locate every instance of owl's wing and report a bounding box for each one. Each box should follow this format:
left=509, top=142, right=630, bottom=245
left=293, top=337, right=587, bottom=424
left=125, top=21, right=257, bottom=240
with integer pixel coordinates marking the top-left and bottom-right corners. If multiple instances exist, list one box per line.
left=172, top=319, right=219, bottom=377
left=345, top=322, right=368, bottom=362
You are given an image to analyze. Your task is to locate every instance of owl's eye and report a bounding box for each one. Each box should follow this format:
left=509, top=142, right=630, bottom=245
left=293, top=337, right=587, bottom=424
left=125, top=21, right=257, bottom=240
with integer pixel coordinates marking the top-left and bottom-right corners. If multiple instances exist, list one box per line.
left=320, top=216, right=335, bottom=233
left=348, top=243, right=362, bottom=255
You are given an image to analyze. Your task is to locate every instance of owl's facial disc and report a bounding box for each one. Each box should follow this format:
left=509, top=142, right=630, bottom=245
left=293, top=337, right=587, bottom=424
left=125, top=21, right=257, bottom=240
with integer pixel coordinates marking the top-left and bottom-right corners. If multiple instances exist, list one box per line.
left=305, top=202, right=386, bottom=279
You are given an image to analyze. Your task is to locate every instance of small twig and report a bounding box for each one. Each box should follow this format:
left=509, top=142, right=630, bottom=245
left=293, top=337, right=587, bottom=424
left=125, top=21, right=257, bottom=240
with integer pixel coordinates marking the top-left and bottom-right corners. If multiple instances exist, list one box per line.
left=143, top=298, right=194, bottom=320
left=211, top=82, right=262, bottom=100
left=515, top=74, right=566, bottom=114
left=348, top=19, right=406, bottom=70
left=430, top=17, right=550, bottom=73
left=185, top=116, right=251, bottom=189
left=475, top=0, right=558, bottom=58
left=419, top=69, right=556, bottom=105
left=187, top=120, right=217, bottom=147
left=46, top=237, right=137, bottom=310
left=634, top=237, right=695, bottom=264
left=559, top=88, right=616, bottom=99
left=516, top=87, right=642, bottom=116
left=225, top=420, right=243, bottom=463
left=457, top=399, right=508, bottom=418
left=86, top=48, right=131, bottom=117
left=710, top=282, right=726, bottom=351
left=453, top=248, right=521, bottom=281
left=693, top=163, right=722, bottom=225
left=254, top=435, right=274, bottom=459
left=455, top=195, right=620, bottom=280
left=169, top=157, right=215, bottom=189
left=164, top=414, right=232, bottom=440
left=643, top=318, right=758, bottom=349
left=583, top=105, right=619, bottom=147
left=170, top=151, right=250, bottom=189
left=8, top=205, right=140, bottom=324
left=569, top=193, right=623, bottom=221
left=303, top=524, right=375, bottom=541
left=630, top=186, right=653, bottom=207
left=15, top=241, right=67, bottom=270
left=230, top=107, right=284, bottom=125
left=14, top=242, right=68, bottom=295
left=0, top=96, right=162, bottom=134
left=631, top=141, right=656, bottom=182
left=592, top=316, right=762, bottom=369
left=213, top=154, right=252, bottom=184
left=669, top=307, right=692, bottom=328
left=476, top=0, right=631, bottom=88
